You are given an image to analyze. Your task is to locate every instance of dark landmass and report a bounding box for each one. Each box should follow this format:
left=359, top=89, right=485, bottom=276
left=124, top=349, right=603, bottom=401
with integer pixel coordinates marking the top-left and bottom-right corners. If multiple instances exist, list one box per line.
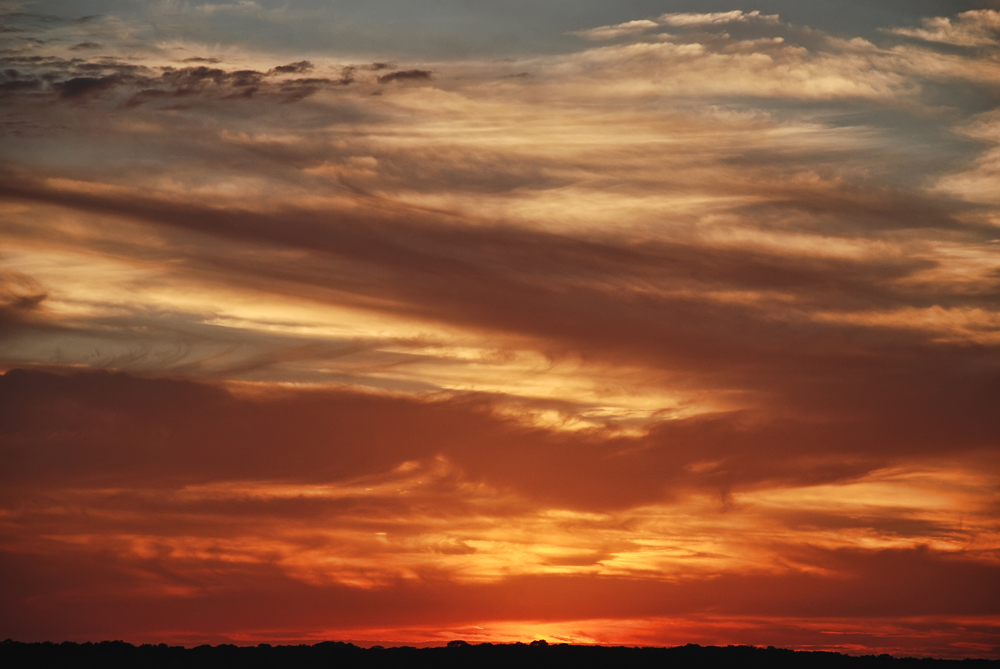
left=2, top=639, right=998, bottom=668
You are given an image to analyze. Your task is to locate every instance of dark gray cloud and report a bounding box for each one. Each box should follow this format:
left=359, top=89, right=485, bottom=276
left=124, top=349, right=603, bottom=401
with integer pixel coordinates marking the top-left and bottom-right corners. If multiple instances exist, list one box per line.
left=270, top=60, right=313, bottom=74
left=54, top=73, right=122, bottom=98
left=0, top=70, right=42, bottom=93
left=0, top=53, right=360, bottom=107
left=377, top=69, right=431, bottom=84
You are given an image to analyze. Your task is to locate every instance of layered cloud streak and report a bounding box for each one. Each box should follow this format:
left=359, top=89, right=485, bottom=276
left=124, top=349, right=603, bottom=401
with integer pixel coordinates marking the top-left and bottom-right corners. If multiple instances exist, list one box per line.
left=1, top=4, right=999, bottom=656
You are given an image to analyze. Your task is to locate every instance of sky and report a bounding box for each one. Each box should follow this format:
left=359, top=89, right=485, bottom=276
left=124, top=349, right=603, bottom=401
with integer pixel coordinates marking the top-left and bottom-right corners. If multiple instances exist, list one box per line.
left=1, top=0, right=1000, bottom=658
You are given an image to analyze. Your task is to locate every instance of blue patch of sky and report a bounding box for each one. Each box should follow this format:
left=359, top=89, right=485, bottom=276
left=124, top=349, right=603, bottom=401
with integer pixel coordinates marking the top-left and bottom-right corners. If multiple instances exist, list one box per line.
left=13, top=0, right=996, bottom=58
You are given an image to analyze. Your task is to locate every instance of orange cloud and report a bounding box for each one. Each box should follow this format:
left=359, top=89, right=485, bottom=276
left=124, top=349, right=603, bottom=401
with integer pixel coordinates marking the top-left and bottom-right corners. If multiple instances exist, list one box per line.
left=1, top=6, right=999, bottom=657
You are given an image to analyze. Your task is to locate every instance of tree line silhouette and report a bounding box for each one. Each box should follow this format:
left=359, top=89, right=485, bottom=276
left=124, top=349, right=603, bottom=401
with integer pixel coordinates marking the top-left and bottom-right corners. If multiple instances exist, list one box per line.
left=2, top=639, right=997, bottom=669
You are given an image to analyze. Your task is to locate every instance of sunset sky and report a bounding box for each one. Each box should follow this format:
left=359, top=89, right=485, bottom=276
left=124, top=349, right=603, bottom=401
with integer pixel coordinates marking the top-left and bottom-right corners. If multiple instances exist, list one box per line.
left=2, top=0, right=1000, bottom=658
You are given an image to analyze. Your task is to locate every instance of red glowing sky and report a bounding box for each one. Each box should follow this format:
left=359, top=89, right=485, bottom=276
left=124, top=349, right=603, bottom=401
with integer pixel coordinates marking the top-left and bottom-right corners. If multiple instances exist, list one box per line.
left=1, top=1, right=999, bottom=658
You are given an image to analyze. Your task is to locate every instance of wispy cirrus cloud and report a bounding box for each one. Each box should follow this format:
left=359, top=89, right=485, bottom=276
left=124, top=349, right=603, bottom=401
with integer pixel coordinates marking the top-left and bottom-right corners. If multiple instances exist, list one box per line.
left=888, top=9, right=1000, bottom=47
left=573, top=10, right=779, bottom=41
left=657, top=10, right=780, bottom=28
left=571, top=19, right=660, bottom=42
